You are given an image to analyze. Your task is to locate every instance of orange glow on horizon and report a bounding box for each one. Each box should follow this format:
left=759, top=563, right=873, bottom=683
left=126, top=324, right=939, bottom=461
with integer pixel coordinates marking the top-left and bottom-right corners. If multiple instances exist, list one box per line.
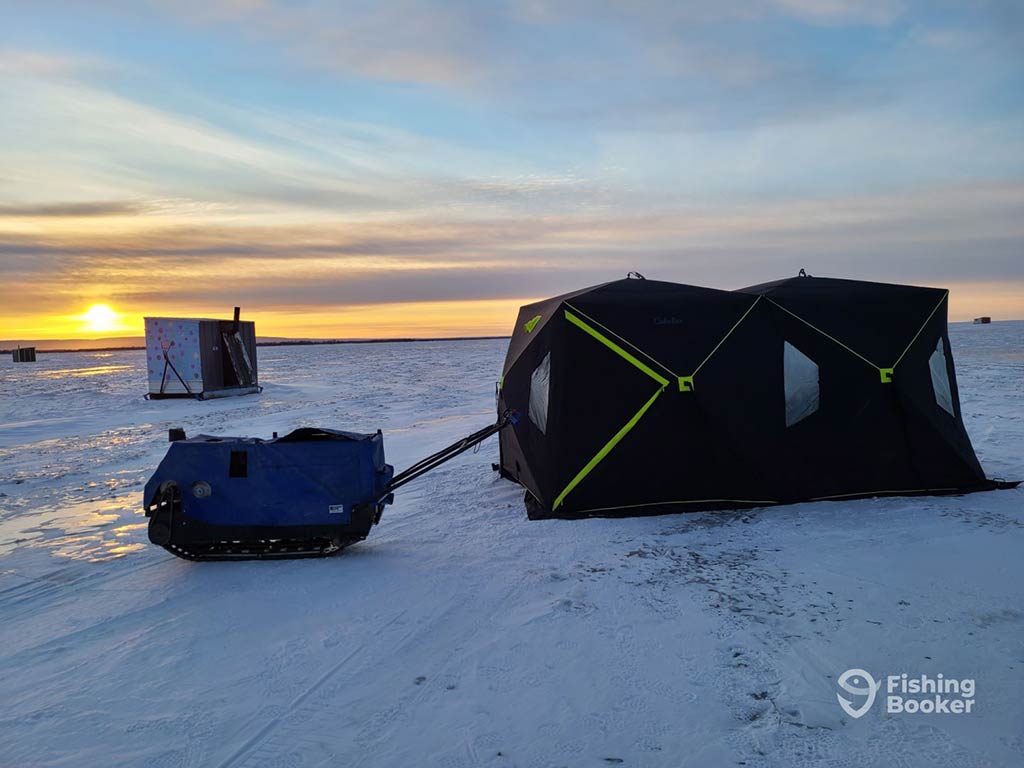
left=2, top=282, right=1022, bottom=345
left=0, top=297, right=539, bottom=342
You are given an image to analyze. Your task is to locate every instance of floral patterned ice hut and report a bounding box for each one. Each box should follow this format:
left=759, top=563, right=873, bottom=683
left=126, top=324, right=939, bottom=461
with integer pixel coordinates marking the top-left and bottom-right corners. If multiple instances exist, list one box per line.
left=144, top=307, right=260, bottom=399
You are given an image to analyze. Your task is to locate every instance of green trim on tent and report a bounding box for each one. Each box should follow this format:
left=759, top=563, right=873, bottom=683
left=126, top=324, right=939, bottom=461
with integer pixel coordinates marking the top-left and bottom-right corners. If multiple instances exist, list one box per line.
left=810, top=486, right=959, bottom=501
left=564, top=310, right=670, bottom=387
left=524, top=314, right=542, bottom=333
left=553, top=386, right=666, bottom=510
left=557, top=299, right=765, bottom=510
left=563, top=301, right=679, bottom=379
left=573, top=498, right=780, bottom=515
left=555, top=307, right=675, bottom=510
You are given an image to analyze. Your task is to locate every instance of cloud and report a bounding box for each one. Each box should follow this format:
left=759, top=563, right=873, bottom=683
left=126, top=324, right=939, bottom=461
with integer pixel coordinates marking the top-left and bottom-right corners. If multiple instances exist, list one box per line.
left=0, top=201, right=142, bottom=217
left=139, top=0, right=1016, bottom=143
left=137, top=0, right=913, bottom=131
left=2, top=1, right=1022, bottom=334
left=0, top=49, right=112, bottom=77
left=1, top=181, right=1021, bottom=306
left=9, top=1, right=1018, bottom=140
left=0, top=65, right=602, bottom=224
left=909, top=26, right=978, bottom=49
left=2, top=181, right=1022, bottom=335
left=160, top=0, right=490, bottom=85
left=768, top=0, right=907, bottom=26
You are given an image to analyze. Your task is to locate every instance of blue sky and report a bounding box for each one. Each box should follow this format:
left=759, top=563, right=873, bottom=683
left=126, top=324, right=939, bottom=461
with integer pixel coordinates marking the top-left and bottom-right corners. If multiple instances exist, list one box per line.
left=1, top=0, right=1022, bottom=337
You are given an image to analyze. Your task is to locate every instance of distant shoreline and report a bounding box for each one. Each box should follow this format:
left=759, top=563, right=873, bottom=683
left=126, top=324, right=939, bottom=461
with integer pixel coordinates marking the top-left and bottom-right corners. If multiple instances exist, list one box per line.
left=0, top=336, right=512, bottom=355
left=3, top=317, right=1019, bottom=355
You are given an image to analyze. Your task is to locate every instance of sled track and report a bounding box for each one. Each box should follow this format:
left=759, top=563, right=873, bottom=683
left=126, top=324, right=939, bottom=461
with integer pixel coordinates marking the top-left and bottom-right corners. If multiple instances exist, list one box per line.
left=213, top=614, right=405, bottom=768
left=0, top=556, right=167, bottom=623
left=213, top=566, right=530, bottom=768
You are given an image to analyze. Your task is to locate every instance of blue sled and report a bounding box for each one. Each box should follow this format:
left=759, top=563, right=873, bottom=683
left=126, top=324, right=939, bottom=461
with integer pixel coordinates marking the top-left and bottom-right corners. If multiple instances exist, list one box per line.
left=144, top=412, right=515, bottom=561
left=144, top=428, right=394, bottom=560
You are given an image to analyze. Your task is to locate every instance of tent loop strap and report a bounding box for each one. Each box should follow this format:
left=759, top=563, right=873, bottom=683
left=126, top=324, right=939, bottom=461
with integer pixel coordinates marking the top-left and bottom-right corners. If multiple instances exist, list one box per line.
left=766, top=291, right=948, bottom=377
left=891, top=291, right=948, bottom=370
left=765, top=297, right=881, bottom=371
left=689, top=295, right=762, bottom=380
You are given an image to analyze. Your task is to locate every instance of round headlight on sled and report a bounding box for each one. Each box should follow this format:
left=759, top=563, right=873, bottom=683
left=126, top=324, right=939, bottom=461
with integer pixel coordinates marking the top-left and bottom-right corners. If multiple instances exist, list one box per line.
left=192, top=480, right=212, bottom=499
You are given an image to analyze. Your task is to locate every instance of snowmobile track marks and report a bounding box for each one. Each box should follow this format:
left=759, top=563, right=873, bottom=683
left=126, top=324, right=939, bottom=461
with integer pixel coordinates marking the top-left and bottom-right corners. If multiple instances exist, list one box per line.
left=214, top=610, right=409, bottom=768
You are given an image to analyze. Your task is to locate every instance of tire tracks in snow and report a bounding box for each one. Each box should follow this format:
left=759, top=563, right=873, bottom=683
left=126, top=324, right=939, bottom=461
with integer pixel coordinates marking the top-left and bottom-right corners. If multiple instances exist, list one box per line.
left=0, top=554, right=169, bottom=626
left=214, top=609, right=408, bottom=768
left=211, top=555, right=531, bottom=767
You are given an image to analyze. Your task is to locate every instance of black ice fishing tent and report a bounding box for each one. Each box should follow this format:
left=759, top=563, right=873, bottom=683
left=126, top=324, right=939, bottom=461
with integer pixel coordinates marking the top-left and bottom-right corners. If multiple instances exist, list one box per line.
left=497, top=274, right=1011, bottom=519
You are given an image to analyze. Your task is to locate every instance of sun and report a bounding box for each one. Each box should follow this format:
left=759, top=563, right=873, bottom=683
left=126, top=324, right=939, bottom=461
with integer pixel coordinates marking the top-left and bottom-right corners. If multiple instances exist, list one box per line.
left=81, top=304, right=120, bottom=333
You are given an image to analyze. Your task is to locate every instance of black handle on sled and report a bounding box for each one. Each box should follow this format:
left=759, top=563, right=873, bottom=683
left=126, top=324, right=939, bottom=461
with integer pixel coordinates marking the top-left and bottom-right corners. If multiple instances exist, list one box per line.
left=375, top=409, right=518, bottom=502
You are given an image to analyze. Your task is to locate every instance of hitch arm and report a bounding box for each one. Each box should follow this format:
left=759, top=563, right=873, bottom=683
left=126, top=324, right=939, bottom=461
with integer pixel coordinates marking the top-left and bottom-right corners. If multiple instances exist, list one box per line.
left=378, top=409, right=517, bottom=501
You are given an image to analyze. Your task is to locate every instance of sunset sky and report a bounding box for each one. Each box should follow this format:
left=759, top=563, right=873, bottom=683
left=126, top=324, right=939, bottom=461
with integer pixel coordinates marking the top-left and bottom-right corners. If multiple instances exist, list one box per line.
left=1, top=1, right=1022, bottom=341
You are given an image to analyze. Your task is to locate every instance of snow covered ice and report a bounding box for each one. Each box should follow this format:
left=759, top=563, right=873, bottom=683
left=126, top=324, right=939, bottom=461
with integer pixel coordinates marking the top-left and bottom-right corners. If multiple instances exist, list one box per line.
left=1, top=325, right=1022, bottom=767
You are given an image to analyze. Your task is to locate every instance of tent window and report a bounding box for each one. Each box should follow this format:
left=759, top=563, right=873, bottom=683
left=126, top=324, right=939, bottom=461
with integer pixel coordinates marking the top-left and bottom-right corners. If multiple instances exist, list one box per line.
left=929, top=338, right=955, bottom=417
left=784, top=341, right=819, bottom=427
left=529, top=352, right=551, bottom=433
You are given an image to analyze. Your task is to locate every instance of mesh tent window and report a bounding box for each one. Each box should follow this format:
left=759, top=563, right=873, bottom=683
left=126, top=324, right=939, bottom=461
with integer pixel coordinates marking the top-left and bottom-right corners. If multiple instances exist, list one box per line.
left=784, top=341, right=819, bottom=427
left=529, top=352, right=551, bottom=433
left=929, top=338, right=955, bottom=417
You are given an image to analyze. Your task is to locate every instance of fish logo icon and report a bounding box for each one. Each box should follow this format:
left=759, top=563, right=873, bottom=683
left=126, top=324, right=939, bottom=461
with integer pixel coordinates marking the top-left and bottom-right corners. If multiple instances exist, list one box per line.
left=837, top=669, right=880, bottom=719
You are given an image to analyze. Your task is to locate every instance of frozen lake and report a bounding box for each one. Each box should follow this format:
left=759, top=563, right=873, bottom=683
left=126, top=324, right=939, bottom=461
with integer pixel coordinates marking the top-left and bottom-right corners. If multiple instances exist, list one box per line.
left=1, top=324, right=1022, bottom=767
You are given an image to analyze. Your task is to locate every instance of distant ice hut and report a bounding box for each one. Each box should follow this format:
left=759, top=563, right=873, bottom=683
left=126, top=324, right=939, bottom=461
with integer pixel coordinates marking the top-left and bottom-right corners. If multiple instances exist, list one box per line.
left=12, top=346, right=37, bottom=363
left=145, top=308, right=260, bottom=399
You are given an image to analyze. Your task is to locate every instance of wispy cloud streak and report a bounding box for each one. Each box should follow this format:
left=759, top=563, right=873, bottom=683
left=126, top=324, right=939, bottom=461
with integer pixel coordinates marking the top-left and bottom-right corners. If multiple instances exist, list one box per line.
left=0, top=0, right=1022, bottom=337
